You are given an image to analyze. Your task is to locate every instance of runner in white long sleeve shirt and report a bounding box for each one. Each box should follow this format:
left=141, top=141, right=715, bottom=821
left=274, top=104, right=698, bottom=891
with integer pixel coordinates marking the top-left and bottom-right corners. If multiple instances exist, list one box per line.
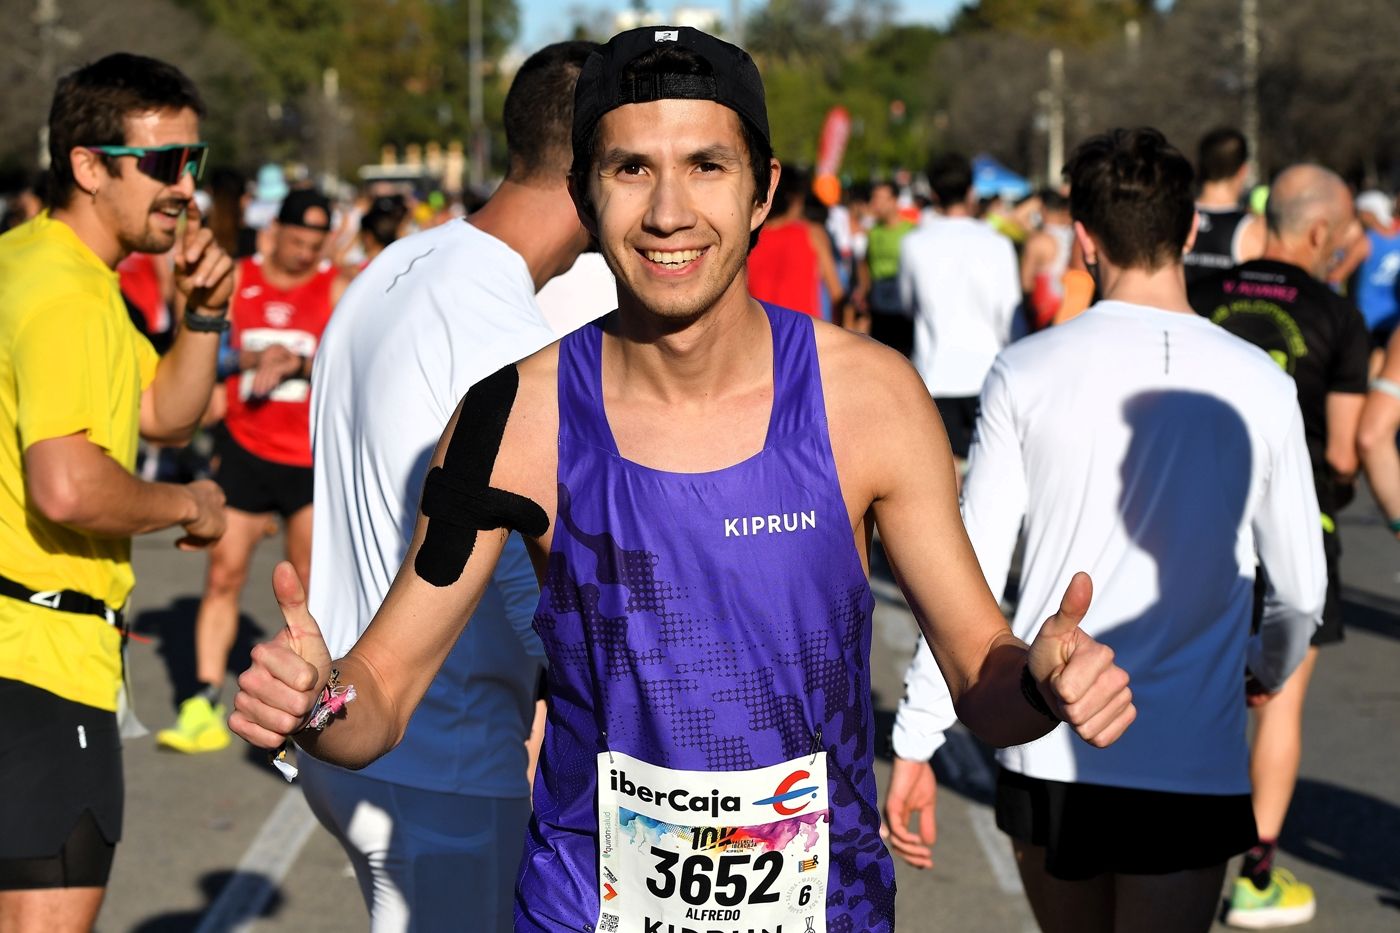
left=885, top=128, right=1325, bottom=933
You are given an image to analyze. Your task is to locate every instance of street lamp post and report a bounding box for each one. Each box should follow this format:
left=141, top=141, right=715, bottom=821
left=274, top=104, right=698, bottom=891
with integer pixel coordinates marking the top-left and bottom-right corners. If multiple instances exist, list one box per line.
left=469, top=0, right=484, bottom=188
left=1242, top=0, right=1260, bottom=180
left=1046, top=48, right=1065, bottom=183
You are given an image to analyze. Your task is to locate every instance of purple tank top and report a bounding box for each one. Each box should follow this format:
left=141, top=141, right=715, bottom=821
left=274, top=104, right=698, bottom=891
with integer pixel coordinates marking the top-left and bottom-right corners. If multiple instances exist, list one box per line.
left=516, top=304, right=894, bottom=931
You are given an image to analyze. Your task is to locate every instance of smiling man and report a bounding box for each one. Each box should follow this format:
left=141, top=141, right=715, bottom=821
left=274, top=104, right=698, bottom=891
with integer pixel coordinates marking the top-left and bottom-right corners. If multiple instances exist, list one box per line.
left=231, top=28, right=1136, bottom=933
left=0, top=53, right=232, bottom=931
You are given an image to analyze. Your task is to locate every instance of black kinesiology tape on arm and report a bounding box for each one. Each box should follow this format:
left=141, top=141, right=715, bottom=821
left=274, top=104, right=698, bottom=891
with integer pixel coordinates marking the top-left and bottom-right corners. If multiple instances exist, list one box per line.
left=414, top=364, right=548, bottom=587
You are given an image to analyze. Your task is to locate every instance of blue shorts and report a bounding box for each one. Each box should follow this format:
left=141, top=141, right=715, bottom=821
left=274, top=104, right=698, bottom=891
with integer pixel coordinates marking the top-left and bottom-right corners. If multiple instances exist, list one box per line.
left=298, top=755, right=531, bottom=932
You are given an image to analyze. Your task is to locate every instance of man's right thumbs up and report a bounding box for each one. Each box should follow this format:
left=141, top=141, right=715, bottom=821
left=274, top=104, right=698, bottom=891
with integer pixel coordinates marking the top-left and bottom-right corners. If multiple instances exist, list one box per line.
left=230, top=562, right=332, bottom=750
left=1025, top=571, right=1136, bottom=749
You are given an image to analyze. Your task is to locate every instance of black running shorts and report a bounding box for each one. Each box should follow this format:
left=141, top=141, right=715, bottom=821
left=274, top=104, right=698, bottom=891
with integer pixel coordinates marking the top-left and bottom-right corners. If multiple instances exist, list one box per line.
left=215, top=429, right=314, bottom=518
left=995, top=767, right=1256, bottom=880
left=933, top=395, right=980, bottom=461
left=869, top=310, right=914, bottom=358
left=0, top=678, right=122, bottom=887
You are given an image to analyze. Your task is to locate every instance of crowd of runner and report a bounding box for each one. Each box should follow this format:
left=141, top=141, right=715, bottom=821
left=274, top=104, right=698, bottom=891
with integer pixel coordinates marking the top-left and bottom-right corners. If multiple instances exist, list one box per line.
left=0, top=24, right=1397, bottom=933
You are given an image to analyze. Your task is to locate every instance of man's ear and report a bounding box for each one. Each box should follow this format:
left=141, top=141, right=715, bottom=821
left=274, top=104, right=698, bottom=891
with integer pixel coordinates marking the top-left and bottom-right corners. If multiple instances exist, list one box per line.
left=567, top=174, right=599, bottom=239
left=70, top=146, right=110, bottom=199
left=1306, top=217, right=1330, bottom=257
left=1073, top=220, right=1098, bottom=266
left=752, top=158, right=781, bottom=233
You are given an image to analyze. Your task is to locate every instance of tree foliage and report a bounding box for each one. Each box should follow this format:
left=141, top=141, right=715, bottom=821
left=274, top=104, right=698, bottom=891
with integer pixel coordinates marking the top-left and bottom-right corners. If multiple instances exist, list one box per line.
left=0, top=0, right=260, bottom=174
left=951, top=0, right=1155, bottom=45
left=748, top=0, right=1399, bottom=187
left=3, top=0, right=1394, bottom=191
left=178, top=0, right=519, bottom=168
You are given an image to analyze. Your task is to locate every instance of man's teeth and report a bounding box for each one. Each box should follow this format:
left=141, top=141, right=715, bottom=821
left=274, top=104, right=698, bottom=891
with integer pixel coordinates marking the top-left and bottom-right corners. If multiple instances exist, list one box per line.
left=156, top=206, right=183, bottom=217
left=645, top=248, right=703, bottom=266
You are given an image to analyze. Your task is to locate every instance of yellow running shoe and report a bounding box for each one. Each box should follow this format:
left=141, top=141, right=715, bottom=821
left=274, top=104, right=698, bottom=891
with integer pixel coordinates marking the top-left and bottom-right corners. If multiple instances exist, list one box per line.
left=1224, top=867, right=1316, bottom=928
left=155, top=696, right=231, bottom=753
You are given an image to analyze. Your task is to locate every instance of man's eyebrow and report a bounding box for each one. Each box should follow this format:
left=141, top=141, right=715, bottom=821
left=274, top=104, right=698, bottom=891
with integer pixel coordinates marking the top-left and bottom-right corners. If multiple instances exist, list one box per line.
left=687, top=144, right=743, bottom=165
left=596, top=144, right=744, bottom=172
left=597, top=148, right=649, bottom=172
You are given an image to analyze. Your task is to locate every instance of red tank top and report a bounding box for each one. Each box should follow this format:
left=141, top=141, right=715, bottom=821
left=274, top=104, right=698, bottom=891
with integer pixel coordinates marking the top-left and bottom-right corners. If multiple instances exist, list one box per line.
left=225, top=256, right=336, bottom=466
left=117, top=252, right=169, bottom=335
left=747, top=221, right=821, bottom=317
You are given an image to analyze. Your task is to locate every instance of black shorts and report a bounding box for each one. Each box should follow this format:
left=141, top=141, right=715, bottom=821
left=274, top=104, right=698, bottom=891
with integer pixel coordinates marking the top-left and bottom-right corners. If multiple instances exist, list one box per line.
left=934, top=395, right=980, bottom=461
left=995, top=767, right=1256, bottom=880
left=215, top=430, right=313, bottom=517
left=0, top=679, right=122, bottom=886
left=869, top=310, right=914, bottom=358
left=1253, top=525, right=1343, bottom=646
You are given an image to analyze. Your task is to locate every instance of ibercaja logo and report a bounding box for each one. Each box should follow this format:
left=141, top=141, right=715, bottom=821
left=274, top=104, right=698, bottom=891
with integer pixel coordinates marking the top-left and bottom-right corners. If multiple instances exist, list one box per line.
left=751, top=769, right=820, bottom=816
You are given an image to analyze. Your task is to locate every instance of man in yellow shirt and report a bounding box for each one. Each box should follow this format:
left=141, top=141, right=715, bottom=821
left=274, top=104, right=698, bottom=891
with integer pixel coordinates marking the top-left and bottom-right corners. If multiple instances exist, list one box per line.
left=0, top=53, right=233, bottom=930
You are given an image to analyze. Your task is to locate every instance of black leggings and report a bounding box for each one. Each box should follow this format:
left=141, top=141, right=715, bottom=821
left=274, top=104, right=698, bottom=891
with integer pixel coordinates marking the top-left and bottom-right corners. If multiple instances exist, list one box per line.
left=0, top=810, right=115, bottom=889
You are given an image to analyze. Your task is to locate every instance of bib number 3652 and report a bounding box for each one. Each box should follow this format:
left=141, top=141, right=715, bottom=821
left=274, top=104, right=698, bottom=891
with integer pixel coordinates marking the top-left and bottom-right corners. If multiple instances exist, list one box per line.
left=596, top=751, right=829, bottom=933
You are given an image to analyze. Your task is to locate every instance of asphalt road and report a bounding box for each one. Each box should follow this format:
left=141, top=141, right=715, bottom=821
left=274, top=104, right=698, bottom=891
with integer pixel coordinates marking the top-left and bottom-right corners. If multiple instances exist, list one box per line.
left=96, top=502, right=1400, bottom=932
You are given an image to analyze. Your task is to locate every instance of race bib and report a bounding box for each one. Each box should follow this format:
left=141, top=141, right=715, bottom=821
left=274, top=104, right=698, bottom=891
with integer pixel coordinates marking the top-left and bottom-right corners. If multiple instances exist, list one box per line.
left=596, top=750, right=828, bottom=933
left=238, top=328, right=317, bottom=403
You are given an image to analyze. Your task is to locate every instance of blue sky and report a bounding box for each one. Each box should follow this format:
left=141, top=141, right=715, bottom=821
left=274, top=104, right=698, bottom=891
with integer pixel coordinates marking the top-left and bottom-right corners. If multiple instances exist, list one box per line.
left=516, top=0, right=966, bottom=51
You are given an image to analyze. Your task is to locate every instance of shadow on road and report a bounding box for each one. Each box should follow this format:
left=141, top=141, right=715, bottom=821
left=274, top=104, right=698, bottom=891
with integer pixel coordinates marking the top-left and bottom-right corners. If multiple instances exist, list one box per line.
left=125, top=869, right=285, bottom=932
left=1340, top=588, right=1400, bottom=642
left=1282, top=777, right=1400, bottom=911
left=130, top=598, right=270, bottom=711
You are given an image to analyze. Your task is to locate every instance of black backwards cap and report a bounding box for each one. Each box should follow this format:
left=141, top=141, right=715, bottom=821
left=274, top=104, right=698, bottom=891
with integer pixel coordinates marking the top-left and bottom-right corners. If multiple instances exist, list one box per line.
left=571, top=25, right=770, bottom=160
left=277, top=188, right=332, bottom=231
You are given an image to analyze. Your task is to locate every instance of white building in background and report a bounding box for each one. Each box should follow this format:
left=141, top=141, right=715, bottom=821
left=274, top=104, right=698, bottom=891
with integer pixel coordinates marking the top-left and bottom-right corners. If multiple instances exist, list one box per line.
left=615, top=6, right=725, bottom=35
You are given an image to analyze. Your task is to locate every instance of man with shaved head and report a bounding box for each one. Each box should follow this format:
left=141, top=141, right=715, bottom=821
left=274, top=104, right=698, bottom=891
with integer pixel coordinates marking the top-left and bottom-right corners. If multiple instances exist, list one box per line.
left=1190, top=164, right=1367, bottom=928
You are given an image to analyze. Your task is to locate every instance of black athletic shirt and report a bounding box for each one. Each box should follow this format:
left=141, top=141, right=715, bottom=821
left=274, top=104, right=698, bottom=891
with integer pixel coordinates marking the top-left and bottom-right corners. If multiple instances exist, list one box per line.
left=1189, top=259, right=1370, bottom=513
left=1184, top=207, right=1251, bottom=285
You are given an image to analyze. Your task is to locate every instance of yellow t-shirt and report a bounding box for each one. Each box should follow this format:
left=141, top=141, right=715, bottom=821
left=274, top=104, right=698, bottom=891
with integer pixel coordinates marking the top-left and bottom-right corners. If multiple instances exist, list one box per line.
left=0, top=213, right=160, bottom=711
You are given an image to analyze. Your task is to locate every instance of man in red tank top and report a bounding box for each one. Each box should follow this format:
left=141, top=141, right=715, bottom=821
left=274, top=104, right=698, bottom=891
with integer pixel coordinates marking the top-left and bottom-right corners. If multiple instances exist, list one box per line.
left=748, top=166, right=844, bottom=319
left=156, top=189, right=347, bottom=753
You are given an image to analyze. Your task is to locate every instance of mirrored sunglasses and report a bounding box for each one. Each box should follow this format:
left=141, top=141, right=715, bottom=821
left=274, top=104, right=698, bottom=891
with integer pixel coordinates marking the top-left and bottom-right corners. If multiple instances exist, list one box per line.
left=85, top=143, right=209, bottom=185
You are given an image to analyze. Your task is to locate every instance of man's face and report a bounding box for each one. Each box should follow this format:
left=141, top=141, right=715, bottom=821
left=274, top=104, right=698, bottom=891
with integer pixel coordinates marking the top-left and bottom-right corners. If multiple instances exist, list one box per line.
left=869, top=184, right=898, bottom=223
left=269, top=217, right=329, bottom=278
left=94, top=107, right=200, bottom=254
left=583, top=99, right=775, bottom=322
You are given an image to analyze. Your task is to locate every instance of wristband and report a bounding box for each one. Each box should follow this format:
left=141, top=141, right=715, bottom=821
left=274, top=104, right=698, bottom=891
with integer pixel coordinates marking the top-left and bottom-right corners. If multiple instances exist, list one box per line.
left=183, top=308, right=230, bottom=333
left=1388, top=517, right=1400, bottom=535
left=1020, top=664, right=1060, bottom=721
left=300, top=667, right=356, bottom=732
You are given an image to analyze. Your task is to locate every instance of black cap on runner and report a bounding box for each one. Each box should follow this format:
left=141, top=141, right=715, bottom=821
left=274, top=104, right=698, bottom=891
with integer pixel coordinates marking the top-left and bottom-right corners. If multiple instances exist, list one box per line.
left=571, top=26, right=770, bottom=157
left=276, top=188, right=332, bottom=231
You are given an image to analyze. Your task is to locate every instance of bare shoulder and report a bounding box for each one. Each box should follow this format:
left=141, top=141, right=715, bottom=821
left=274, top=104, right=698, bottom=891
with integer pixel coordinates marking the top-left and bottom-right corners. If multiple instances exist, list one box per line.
left=492, top=342, right=560, bottom=533
left=1023, top=229, right=1054, bottom=259
left=513, top=340, right=561, bottom=410
left=814, top=320, right=933, bottom=430
left=813, top=320, right=946, bottom=505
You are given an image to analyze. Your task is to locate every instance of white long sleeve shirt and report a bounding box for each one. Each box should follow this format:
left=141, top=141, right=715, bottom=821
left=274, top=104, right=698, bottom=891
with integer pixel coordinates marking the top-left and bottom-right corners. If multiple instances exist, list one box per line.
left=894, top=301, right=1325, bottom=793
left=309, top=220, right=607, bottom=796
left=899, top=217, right=1021, bottom=398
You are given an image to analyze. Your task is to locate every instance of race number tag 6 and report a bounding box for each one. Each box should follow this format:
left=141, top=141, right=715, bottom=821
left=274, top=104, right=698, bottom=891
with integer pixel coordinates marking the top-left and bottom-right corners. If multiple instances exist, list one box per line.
left=596, top=751, right=828, bottom=933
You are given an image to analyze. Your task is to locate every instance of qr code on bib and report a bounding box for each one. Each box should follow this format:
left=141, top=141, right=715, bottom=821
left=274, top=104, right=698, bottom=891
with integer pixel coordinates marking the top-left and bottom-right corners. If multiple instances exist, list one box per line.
left=598, top=913, right=619, bottom=932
